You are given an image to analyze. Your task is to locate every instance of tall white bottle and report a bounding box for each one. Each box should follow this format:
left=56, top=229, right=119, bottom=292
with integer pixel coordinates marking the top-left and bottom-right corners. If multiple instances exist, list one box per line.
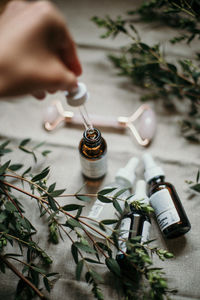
left=87, top=157, right=139, bottom=238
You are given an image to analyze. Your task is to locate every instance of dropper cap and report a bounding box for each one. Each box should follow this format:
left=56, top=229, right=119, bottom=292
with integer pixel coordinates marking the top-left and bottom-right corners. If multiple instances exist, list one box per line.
left=143, top=153, right=165, bottom=183
left=115, top=157, right=139, bottom=187
left=128, top=180, right=149, bottom=205
left=65, top=82, right=88, bottom=107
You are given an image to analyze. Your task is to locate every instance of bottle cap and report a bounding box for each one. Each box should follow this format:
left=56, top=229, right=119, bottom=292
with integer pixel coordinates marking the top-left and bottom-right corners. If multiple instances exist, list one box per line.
left=115, top=157, right=139, bottom=187
left=128, top=180, right=149, bottom=205
left=65, top=82, right=88, bottom=107
left=143, top=153, right=165, bottom=183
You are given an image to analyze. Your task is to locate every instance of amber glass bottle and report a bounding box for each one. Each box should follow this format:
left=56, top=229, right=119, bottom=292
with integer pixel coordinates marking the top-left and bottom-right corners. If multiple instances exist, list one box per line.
left=143, top=153, right=191, bottom=239
left=79, top=128, right=107, bottom=179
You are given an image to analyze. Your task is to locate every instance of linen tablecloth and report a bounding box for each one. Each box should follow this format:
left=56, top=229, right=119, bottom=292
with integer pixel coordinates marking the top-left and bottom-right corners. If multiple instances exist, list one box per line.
left=0, top=1, right=199, bottom=299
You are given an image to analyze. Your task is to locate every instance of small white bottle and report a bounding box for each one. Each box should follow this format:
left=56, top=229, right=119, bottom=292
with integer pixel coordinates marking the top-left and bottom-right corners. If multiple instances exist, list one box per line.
left=86, top=157, right=139, bottom=238
left=117, top=180, right=151, bottom=257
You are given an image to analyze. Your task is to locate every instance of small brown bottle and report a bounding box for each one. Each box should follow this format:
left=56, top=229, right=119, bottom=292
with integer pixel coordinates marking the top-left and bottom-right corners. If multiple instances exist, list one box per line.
left=143, top=153, right=191, bottom=239
left=79, top=128, right=107, bottom=180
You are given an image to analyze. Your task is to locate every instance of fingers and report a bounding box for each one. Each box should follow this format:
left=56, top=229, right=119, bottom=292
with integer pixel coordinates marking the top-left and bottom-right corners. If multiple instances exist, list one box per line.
left=29, top=57, right=78, bottom=98
left=33, top=1, right=82, bottom=76
left=59, top=28, right=82, bottom=76
left=2, top=0, right=29, bottom=19
left=32, top=90, right=46, bottom=100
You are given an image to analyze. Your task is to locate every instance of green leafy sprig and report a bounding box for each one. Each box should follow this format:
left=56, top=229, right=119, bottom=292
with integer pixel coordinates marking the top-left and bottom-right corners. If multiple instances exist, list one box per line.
left=92, top=1, right=200, bottom=142
left=0, top=139, right=175, bottom=300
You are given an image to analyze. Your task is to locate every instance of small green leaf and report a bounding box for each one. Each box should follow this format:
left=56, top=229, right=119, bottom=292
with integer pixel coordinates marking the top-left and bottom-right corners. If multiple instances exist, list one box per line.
left=0, top=213, right=7, bottom=223
left=75, top=195, right=91, bottom=202
left=97, top=242, right=112, bottom=257
left=9, top=164, right=23, bottom=171
left=47, top=196, right=58, bottom=212
left=49, top=189, right=65, bottom=197
left=190, top=183, right=200, bottom=192
left=42, top=150, right=52, bottom=157
left=33, top=141, right=45, bottom=150
left=48, top=183, right=56, bottom=193
left=98, top=188, right=116, bottom=195
left=113, top=188, right=128, bottom=199
left=0, top=262, right=6, bottom=273
left=65, top=218, right=83, bottom=229
left=101, top=219, right=118, bottom=225
left=113, top=199, right=123, bottom=215
left=164, top=252, right=174, bottom=259
left=71, top=244, right=79, bottom=264
left=19, top=146, right=32, bottom=154
left=5, top=253, right=22, bottom=258
left=85, top=271, right=91, bottom=283
left=97, top=194, right=112, bottom=203
left=43, top=277, right=51, bottom=292
left=74, top=242, right=96, bottom=254
left=5, top=201, right=18, bottom=212
left=196, top=170, right=200, bottom=183
left=32, top=167, right=50, bottom=182
left=84, top=258, right=103, bottom=264
left=32, top=266, right=46, bottom=274
left=76, top=207, right=83, bottom=218
left=0, top=140, right=10, bottom=149
left=139, top=42, right=150, bottom=51
left=90, top=270, right=103, bottom=282
left=22, top=166, right=31, bottom=177
left=99, top=222, right=106, bottom=232
left=76, top=260, right=84, bottom=281
left=105, top=258, right=121, bottom=277
left=46, top=272, right=59, bottom=277
left=19, top=139, right=31, bottom=147
left=62, top=204, right=84, bottom=211
left=0, top=160, right=11, bottom=175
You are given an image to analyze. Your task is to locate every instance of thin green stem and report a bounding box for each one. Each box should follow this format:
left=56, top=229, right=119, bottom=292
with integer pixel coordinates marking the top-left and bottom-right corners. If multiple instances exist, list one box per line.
left=0, top=254, right=46, bottom=299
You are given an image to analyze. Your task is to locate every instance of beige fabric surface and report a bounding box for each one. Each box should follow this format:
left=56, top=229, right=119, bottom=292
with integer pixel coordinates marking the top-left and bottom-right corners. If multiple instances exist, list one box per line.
left=0, top=0, right=200, bottom=299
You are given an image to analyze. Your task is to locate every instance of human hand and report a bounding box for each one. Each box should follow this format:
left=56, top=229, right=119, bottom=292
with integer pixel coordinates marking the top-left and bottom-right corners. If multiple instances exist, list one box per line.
left=0, top=0, right=82, bottom=99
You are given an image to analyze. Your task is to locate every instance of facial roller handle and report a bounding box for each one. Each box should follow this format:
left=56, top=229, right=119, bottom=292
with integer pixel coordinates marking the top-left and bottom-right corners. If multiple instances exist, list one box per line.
left=68, top=114, right=126, bottom=130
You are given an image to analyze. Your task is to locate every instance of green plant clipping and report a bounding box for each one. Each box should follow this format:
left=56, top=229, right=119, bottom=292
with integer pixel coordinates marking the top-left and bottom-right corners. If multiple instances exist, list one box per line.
left=92, top=0, right=200, bottom=142
left=0, top=139, right=177, bottom=300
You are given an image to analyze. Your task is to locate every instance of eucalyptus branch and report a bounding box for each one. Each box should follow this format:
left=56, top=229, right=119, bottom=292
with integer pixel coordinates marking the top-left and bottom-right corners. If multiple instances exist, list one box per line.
left=0, top=254, right=46, bottom=299
left=0, top=142, right=176, bottom=300
left=0, top=185, right=23, bottom=217
left=92, top=6, right=200, bottom=142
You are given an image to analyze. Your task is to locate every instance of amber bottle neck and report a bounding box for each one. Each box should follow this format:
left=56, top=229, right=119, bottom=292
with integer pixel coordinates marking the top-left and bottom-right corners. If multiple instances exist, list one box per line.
left=149, top=175, right=165, bottom=186
left=83, top=128, right=102, bottom=148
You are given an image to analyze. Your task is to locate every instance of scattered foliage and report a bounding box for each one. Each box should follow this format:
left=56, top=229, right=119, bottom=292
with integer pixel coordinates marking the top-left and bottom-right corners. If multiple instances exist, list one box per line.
left=92, top=0, right=200, bottom=142
left=0, top=139, right=176, bottom=299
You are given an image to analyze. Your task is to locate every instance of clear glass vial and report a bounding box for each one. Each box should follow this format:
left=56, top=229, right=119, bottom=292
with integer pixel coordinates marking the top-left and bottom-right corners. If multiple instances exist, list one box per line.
left=143, top=153, right=191, bottom=239
left=79, top=127, right=107, bottom=180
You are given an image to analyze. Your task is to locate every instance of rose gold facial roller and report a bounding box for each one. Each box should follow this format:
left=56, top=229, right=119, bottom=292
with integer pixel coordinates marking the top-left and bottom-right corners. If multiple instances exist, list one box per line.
left=43, top=100, right=156, bottom=146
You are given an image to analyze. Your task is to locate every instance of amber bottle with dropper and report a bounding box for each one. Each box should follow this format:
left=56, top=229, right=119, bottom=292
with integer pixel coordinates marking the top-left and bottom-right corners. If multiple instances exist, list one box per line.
left=143, top=153, right=191, bottom=239
left=65, top=82, right=107, bottom=179
left=79, top=127, right=107, bottom=179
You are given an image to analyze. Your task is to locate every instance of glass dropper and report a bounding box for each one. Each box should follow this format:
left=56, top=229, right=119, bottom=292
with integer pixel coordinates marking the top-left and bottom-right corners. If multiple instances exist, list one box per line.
left=65, top=82, right=94, bottom=133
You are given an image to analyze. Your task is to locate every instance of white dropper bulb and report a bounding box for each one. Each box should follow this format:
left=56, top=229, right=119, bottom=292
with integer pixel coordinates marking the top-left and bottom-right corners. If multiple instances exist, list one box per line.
left=65, top=82, right=88, bottom=107
left=143, top=153, right=165, bottom=183
left=115, top=157, right=139, bottom=188
left=65, top=82, right=93, bottom=130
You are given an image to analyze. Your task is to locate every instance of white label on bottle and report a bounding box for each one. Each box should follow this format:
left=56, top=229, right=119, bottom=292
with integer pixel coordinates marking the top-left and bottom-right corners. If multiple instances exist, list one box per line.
left=80, top=154, right=107, bottom=179
left=88, top=200, right=104, bottom=219
left=118, top=218, right=131, bottom=254
left=150, top=189, right=180, bottom=231
left=141, top=220, right=151, bottom=243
